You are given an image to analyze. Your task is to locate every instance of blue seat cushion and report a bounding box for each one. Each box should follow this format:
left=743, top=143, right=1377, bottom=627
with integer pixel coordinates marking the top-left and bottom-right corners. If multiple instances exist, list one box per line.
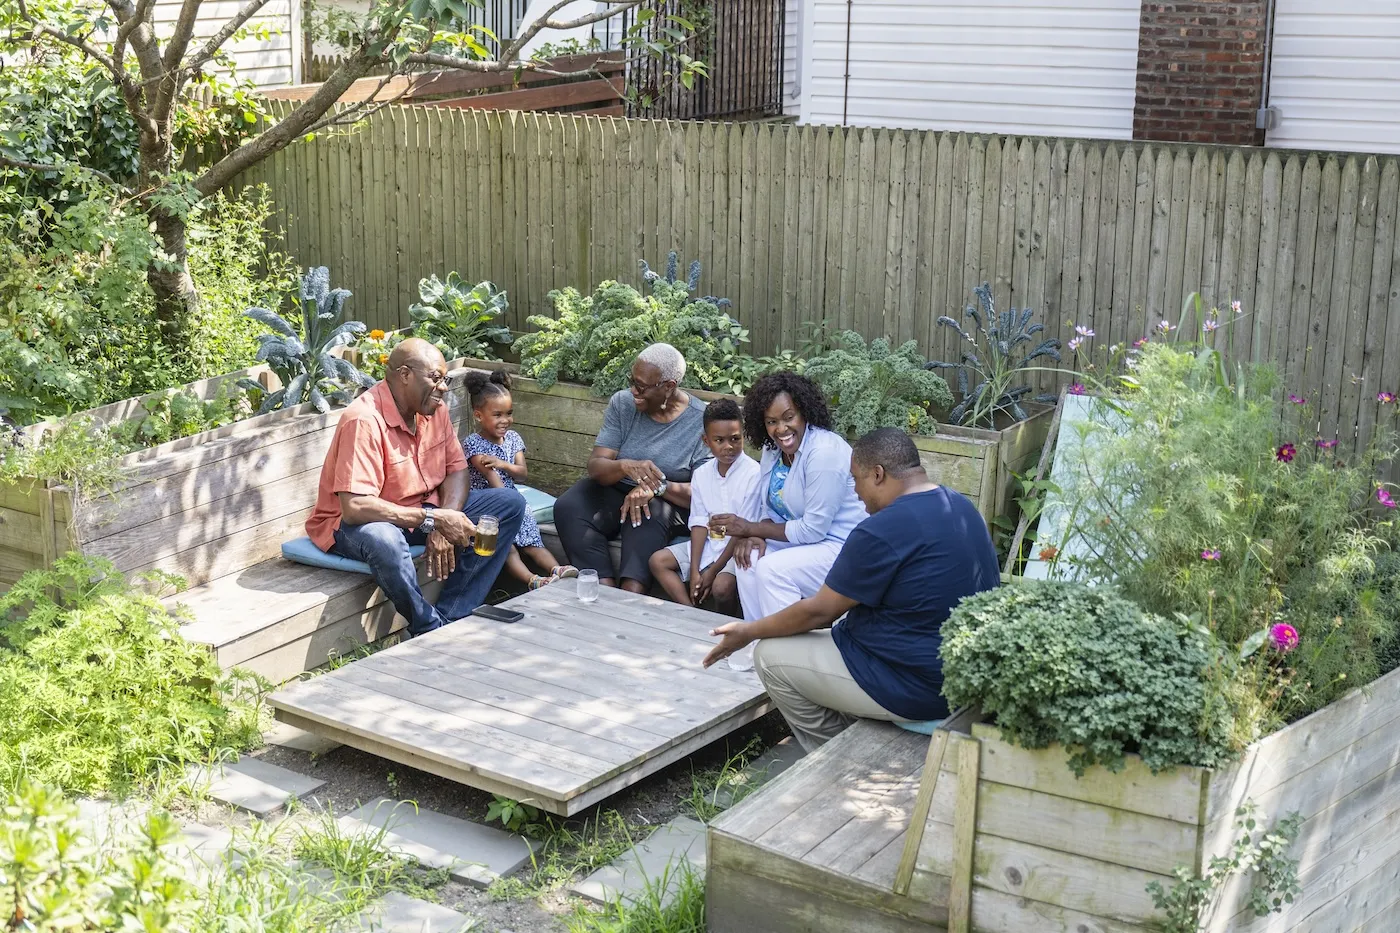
left=896, top=720, right=945, bottom=735
left=281, top=535, right=425, bottom=575
left=516, top=484, right=555, bottom=524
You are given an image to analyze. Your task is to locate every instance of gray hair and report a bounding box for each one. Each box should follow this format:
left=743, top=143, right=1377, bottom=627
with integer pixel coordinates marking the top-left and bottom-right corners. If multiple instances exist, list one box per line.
left=637, top=343, right=686, bottom=384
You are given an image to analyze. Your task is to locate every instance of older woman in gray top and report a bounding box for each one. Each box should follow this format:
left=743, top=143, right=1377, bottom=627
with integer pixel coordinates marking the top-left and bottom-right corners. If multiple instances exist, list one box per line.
left=552, top=344, right=711, bottom=592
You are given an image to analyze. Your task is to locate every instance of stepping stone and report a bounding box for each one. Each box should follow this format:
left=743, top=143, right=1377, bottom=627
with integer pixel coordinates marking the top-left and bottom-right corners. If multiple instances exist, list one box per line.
left=264, top=721, right=343, bottom=756
left=173, top=821, right=235, bottom=877
left=715, top=737, right=804, bottom=809
left=339, top=798, right=538, bottom=887
left=570, top=816, right=707, bottom=906
left=354, top=891, right=473, bottom=932
left=75, top=798, right=149, bottom=842
left=187, top=757, right=326, bottom=815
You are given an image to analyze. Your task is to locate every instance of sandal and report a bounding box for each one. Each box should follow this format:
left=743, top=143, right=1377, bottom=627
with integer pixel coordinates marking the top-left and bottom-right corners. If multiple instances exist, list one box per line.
left=551, top=565, right=580, bottom=581
left=528, top=574, right=550, bottom=591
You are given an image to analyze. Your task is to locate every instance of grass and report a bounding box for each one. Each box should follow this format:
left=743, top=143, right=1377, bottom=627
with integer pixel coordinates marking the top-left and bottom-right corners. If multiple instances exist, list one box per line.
left=682, top=736, right=766, bottom=823
left=566, top=861, right=705, bottom=933
left=290, top=802, right=451, bottom=908
left=488, top=808, right=643, bottom=900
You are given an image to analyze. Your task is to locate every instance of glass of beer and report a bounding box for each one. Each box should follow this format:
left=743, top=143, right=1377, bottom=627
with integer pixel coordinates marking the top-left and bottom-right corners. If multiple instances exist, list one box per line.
left=708, top=521, right=726, bottom=542
left=474, top=515, right=499, bottom=557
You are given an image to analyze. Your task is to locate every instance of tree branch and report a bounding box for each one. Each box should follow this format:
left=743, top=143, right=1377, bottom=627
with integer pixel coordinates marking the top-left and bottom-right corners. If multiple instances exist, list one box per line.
left=0, top=154, right=120, bottom=189
left=108, top=0, right=168, bottom=104
left=182, top=0, right=276, bottom=75
left=16, top=0, right=123, bottom=81
left=160, top=0, right=204, bottom=72
left=501, top=0, right=589, bottom=62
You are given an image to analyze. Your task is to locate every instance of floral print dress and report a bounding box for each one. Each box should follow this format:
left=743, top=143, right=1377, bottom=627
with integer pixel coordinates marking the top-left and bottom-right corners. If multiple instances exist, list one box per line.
left=463, top=430, right=544, bottom=548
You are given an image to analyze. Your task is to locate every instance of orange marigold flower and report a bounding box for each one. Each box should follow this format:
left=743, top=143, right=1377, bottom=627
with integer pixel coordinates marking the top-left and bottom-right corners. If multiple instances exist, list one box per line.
left=369, top=329, right=387, bottom=341
left=377, top=353, right=388, bottom=365
left=1038, top=544, right=1059, bottom=561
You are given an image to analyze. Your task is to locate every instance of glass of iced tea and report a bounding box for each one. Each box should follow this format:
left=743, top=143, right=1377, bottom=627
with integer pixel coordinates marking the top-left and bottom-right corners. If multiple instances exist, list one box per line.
left=474, top=515, right=499, bottom=557
left=708, top=521, right=726, bottom=542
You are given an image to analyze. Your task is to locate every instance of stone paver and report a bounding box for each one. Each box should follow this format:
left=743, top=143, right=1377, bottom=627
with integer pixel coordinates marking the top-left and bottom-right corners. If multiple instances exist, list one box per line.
left=264, top=720, right=343, bottom=756
left=76, top=798, right=149, bottom=842
left=173, top=820, right=235, bottom=877
left=570, top=816, right=707, bottom=905
left=187, top=756, right=326, bottom=815
left=354, top=891, right=473, bottom=932
left=340, top=798, right=538, bottom=887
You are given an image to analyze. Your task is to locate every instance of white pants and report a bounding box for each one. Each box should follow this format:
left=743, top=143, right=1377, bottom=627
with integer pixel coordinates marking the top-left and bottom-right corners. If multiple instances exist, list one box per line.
left=734, top=539, right=845, bottom=621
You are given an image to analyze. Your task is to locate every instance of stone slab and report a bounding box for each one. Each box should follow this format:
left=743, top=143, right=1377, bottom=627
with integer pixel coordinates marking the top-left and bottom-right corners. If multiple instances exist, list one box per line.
left=264, top=720, right=344, bottom=755
left=354, top=891, right=472, bottom=932
left=340, top=798, right=538, bottom=887
left=188, top=756, right=327, bottom=815
left=75, top=798, right=149, bottom=842
left=570, top=816, right=707, bottom=905
left=174, top=820, right=235, bottom=878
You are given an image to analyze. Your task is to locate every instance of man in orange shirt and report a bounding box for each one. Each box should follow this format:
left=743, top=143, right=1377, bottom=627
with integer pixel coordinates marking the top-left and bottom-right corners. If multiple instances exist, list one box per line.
left=306, top=338, right=524, bottom=636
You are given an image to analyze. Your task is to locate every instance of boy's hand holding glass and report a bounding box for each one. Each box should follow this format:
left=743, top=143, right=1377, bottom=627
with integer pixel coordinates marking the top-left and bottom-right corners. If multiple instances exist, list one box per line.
left=709, top=513, right=752, bottom=538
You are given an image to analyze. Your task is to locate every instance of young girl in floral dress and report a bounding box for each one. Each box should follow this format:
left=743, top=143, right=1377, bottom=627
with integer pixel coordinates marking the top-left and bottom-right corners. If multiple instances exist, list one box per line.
left=463, top=369, right=578, bottom=589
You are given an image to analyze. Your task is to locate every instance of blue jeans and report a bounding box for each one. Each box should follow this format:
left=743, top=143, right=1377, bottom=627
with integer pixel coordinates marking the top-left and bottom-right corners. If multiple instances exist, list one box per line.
left=332, top=488, right=526, bottom=637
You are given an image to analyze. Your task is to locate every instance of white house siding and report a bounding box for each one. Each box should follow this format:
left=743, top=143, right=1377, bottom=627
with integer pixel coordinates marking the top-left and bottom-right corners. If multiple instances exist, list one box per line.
left=1266, top=0, right=1400, bottom=155
left=798, top=0, right=1142, bottom=138
left=783, top=0, right=798, bottom=115
left=154, top=0, right=297, bottom=89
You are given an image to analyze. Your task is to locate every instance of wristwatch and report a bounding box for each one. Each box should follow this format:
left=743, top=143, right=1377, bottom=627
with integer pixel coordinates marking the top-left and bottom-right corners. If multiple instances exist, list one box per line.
left=653, top=479, right=668, bottom=498
left=416, top=505, right=436, bottom=536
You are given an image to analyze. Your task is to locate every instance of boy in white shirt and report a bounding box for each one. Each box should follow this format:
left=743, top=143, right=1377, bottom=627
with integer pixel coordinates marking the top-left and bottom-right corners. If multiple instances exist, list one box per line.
left=649, top=399, right=761, bottom=616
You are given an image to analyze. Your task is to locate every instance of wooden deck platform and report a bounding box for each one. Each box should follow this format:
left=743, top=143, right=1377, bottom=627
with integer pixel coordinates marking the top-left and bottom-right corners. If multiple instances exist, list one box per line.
left=707, top=721, right=944, bottom=933
left=267, top=585, right=771, bottom=815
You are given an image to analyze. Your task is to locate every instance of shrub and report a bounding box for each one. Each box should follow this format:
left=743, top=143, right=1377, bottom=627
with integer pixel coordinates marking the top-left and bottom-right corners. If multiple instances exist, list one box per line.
left=941, top=581, right=1235, bottom=775
left=803, top=331, right=952, bottom=436
left=408, top=272, right=512, bottom=361
left=928, top=282, right=1060, bottom=426
left=0, top=555, right=263, bottom=794
left=516, top=279, right=749, bottom=396
left=108, top=384, right=253, bottom=451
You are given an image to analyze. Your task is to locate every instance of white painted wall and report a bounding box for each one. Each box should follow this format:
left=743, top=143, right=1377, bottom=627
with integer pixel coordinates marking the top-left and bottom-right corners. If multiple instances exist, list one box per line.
left=798, top=0, right=1142, bottom=138
left=783, top=0, right=798, bottom=115
left=1266, top=0, right=1400, bottom=155
left=154, top=0, right=297, bottom=89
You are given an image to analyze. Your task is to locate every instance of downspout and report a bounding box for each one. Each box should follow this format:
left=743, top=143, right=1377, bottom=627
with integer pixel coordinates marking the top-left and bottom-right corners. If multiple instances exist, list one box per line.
left=1256, top=0, right=1279, bottom=133
left=842, top=0, right=853, bottom=125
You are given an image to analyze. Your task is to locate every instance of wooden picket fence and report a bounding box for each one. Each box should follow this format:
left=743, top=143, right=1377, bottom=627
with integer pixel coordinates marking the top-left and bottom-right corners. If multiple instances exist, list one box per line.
left=236, top=106, right=1400, bottom=460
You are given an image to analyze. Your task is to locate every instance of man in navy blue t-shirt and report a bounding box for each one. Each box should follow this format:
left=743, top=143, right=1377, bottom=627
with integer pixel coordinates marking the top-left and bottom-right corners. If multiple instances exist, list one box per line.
left=704, top=427, right=1000, bottom=751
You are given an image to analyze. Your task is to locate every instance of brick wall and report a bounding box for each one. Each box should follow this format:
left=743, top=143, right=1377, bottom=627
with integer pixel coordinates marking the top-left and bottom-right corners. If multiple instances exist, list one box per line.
left=1133, top=1, right=1267, bottom=145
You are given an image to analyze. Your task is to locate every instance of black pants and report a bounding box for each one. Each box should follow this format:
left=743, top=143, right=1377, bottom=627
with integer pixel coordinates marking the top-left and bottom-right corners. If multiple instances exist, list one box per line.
left=553, top=479, right=688, bottom=586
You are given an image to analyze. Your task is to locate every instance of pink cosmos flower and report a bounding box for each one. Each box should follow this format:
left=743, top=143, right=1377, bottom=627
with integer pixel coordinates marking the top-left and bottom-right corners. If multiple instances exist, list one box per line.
left=1316, top=439, right=1338, bottom=450
left=1156, top=320, right=1176, bottom=335
left=1231, top=300, right=1243, bottom=314
left=1067, top=337, right=1083, bottom=351
left=1288, top=394, right=1307, bottom=405
left=1270, top=623, right=1299, bottom=653
left=1201, top=549, right=1221, bottom=561
left=1379, top=488, right=1398, bottom=509
left=1203, top=319, right=1219, bottom=333
left=1276, top=443, right=1296, bottom=463
left=1133, top=337, right=1149, bottom=349
left=1379, top=391, right=1397, bottom=404
left=1074, top=325, right=1095, bottom=338
left=1068, top=383, right=1086, bottom=396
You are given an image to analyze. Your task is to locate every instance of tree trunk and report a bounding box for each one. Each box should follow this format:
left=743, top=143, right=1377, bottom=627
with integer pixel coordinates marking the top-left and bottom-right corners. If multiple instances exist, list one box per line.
left=146, top=206, right=199, bottom=346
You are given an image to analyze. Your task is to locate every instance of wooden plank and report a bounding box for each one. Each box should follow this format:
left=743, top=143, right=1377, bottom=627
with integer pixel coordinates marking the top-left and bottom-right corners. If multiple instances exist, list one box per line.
left=1273, top=154, right=1304, bottom=372
left=1339, top=156, right=1379, bottom=457
left=947, top=736, right=980, bottom=933
left=1182, top=148, right=1210, bottom=314
left=1095, top=145, right=1120, bottom=348
left=1200, top=151, right=1224, bottom=311
left=993, top=137, right=1018, bottom=313
left=822, top=127, right=846, bottom=329
left=969, top=887, right=1148, bottom=933
left=1129, top=146, right=1155, bottom=334
left=1059, top=143, right=1084, bottom=334
left=1074, top=142, right=1098, bottom=333
left=1289, top=155, right=1324, bottom=394
left=1247, top=152, right=1276, bottom=362
left=914, top=132, right=944, bottom=356
left=1146, top=148, right=1173, bottom=326
left=1310, top=157, right=1344, bottom=432
left=893, top=729, right=949, bottom=895
left=1112, top=146, right=1138, bottom=339
left=0, top=507, right=45, bottom=553
left=262, top=54, right=622, bottom=103
left=809, top=126, right=831, bottom=320
left=1360, top=161, right=1400, bottom=456
left=898, top=134, right=922, bottom=345
left=430, top=77, right=622, bottom=113
left=1027, top=140, right=1051, bottom=320
left=1043, top=140, right=1067, bottom=332
left=782, top=124, right=802, bottom=348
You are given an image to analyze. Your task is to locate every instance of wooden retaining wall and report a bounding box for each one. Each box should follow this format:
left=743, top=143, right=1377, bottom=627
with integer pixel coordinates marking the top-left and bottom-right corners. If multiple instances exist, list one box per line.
left=238, top=111, right=1400, bottom=466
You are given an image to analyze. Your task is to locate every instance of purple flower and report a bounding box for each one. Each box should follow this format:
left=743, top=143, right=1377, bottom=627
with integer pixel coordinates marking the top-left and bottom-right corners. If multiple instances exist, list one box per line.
left=1231, top=299, right=1243, bottom=314
left=1379, top=488, right=1398, bottom=509
left=1316, top=438, right=1338, bottom=450
left=1067, top=337, right=1083, bottom=351
left=1288, top=394, right=1307, bottom=405
left=1203, top=319, right=1219, bottom=333
left=1133, top=337, right=1149, bottom=349
left=1270, top=623, right=1299, bottom=653
left=1068, top=383, right=1086, bottom=396
left=1074, top=325, right=1095, bottom=338
left=1276, top=443, right=1297, bottom=463
left=1379, top=391, right=1397, bottom=404
left=1156, top=320, right=1176, bottom=335
left=1201, top=549, right=1221, bottom=561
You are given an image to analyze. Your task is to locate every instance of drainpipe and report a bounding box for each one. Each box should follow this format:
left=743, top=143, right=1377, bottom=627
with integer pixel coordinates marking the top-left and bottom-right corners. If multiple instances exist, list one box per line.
left=1256, top=0, right=1279, bottom=133
left=842, top=0, right=853, bottom=125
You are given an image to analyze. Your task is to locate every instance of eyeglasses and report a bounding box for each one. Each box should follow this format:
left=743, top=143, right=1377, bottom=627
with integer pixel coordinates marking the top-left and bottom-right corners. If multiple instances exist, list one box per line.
left=400, top=365, right=449, bottom=388
left=629, top=376, right=665, bottom=393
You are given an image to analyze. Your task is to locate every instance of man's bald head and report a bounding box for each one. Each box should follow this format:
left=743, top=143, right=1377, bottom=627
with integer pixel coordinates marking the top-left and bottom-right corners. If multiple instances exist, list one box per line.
left=388, top=337, right=445, bottom=373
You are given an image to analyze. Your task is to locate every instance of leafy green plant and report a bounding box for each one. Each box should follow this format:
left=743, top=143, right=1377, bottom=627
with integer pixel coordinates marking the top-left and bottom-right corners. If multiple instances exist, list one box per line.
left=108, top=383, right=252, bottom=451
left=941, top=580, right=1235, bottom=775
left=0, top=417, right=125, bottom=500
left=516, top=278, right=749, bottom=396
left=485, top=794, right=544, bottom=834
left=488, top=809, right=639, bottom=900
left=409, top=273, right=512, bottom=361
left=1146, top=802, right=1302, bottom=933
left=684, top=736, right=765, bottom=823
left=928, top=282, right=1061, bottom=426
left=239, top=266, right=375, bottom=413
left=803, top=331, right=952, bottom=437
left=567, top=860, right=704, bottom=933
left=0, top=555, right=265, bottom=794
left=356, top=328, right=406, bottom=381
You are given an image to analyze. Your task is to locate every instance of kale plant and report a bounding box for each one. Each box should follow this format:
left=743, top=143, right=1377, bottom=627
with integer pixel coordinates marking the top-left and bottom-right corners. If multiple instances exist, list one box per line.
left=639, top=250, right=732, bottom=308
left=803, top=331, right=952, bottom=437
left=239, top=266, right=375, bottom=413
left=516, top=279, right=749, bottom=396
left=409, top=273, right=512, bottom=361
left=928, top=283, right=1060, bottom=427
left=941, top=581, right=1236, bottom=775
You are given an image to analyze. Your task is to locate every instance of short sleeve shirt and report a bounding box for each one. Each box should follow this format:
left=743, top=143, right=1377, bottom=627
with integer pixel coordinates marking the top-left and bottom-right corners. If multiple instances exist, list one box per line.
left=824, top=487, right=1001, bottom=720
left=594, top=390, right=711, bottom=484
left=305, top=381, right=468, bottom=551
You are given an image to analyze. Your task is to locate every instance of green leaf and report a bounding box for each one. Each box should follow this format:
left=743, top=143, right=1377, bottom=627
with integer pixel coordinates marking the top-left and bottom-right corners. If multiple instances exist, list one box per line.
left=1238, top=629, right=1267, bottom=661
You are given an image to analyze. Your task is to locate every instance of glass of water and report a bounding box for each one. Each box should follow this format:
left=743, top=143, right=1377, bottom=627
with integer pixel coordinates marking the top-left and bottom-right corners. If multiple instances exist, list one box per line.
left=577, top=569, right=599, bottom=603
left=727, top=641, right=756, bottom=672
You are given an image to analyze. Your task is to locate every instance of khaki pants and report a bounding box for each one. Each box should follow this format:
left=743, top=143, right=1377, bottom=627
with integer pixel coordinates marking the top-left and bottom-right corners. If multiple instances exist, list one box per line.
left=753, top=629, right=907, bottom=753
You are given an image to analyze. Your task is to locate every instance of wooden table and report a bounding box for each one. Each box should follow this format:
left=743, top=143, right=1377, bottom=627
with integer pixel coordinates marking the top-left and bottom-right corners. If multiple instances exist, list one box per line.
left=267, top=585, right=771, bottom=815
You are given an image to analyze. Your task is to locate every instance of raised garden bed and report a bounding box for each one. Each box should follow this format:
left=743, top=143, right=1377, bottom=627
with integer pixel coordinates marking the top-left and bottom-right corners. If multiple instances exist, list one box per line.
left=708, top=660, right=1400, bottom=933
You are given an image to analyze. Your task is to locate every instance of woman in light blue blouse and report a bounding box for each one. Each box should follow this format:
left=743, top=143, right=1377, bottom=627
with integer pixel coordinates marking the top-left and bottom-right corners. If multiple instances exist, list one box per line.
left=708, top=372, right=867, bottom=623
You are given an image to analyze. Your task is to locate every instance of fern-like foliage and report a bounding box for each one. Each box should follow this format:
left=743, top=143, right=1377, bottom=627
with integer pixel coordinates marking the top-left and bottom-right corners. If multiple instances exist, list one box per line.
left=928, top=283, right=1061, bottom=427
left=409, top=273, right=512, bottom=361
left=516, top=279, right=749, bottom=395
left=803, top=331, right=953, bottom=437
left=238, top=266, right=375, bottom=414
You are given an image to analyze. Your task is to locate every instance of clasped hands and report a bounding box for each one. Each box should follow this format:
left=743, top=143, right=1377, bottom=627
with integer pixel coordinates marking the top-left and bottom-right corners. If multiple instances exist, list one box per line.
left=422, top=508, right=477, bottom=581
left=618, top=459, right=665, bottom=527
